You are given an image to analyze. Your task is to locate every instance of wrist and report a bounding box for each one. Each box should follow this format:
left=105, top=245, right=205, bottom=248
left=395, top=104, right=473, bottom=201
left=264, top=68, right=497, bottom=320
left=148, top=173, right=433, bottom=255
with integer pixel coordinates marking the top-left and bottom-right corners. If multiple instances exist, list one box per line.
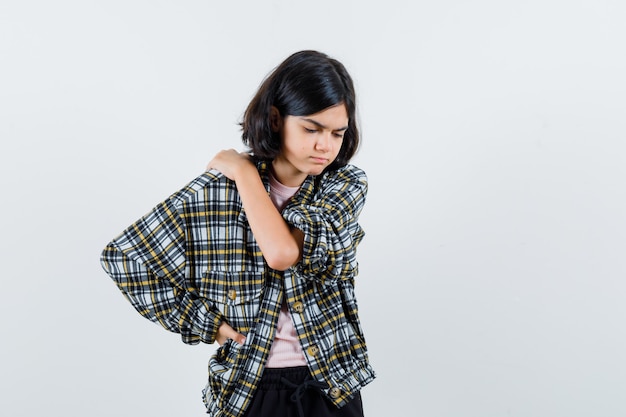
left=234, top=160, right=257, bottom=183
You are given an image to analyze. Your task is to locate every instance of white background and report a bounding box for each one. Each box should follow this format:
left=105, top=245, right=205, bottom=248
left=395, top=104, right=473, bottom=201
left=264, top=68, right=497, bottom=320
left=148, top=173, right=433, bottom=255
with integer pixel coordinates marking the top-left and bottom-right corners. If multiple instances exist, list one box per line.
left=1, top=1, right=625, bottom=416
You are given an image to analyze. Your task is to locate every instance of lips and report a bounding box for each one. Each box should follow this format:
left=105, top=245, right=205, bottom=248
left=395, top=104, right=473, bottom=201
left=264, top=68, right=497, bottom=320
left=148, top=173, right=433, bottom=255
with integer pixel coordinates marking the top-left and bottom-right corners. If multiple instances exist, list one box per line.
left=311, top=157, right=328, bottom=164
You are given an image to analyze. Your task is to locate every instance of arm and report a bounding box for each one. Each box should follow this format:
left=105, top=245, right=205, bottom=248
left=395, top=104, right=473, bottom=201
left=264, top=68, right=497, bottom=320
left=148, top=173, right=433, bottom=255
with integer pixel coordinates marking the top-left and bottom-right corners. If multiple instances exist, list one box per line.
left=207, top=150, right=368, bottom=282
left=100, top=196, right=223, bottom=345
left=282, top=165, right=368, bottom=284
left=208, top=150, right=303, bottom=271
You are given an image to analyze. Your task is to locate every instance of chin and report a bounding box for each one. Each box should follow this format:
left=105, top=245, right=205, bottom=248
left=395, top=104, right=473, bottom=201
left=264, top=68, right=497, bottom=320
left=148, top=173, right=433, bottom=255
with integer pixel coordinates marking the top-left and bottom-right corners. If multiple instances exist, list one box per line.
left=309, top=167, right=326, bottom=176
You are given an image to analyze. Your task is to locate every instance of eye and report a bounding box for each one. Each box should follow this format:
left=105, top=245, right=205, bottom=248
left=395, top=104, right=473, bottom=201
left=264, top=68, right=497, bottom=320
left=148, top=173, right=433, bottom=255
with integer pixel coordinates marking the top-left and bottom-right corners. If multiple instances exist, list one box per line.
left=304, top=127, right=317, bottom=134
left=333, top=132, right=344, bottom=139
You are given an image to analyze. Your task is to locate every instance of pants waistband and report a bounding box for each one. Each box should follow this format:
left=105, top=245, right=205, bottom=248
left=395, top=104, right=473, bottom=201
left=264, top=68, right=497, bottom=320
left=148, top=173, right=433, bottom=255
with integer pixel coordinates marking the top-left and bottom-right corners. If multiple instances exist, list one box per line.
left=256, top=366, right=310, bottom=391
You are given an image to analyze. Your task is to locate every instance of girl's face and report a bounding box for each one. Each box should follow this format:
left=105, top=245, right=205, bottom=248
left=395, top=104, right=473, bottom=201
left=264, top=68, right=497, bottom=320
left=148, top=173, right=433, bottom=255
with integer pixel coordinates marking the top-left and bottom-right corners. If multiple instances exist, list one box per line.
left=271, top=103, right=348, bottom=186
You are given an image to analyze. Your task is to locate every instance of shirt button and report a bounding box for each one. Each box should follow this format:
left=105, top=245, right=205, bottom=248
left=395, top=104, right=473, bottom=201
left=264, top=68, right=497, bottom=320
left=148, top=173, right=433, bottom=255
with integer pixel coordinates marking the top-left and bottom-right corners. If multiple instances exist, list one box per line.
left=306, top=345, right=319, bottom=356
left=292, top=301, right=304, bottom=313
left=329, top=387, right=342, bottom=399
left=296, top=216, right=304, bottom=224
left=227, top=289, right=237, bottom=301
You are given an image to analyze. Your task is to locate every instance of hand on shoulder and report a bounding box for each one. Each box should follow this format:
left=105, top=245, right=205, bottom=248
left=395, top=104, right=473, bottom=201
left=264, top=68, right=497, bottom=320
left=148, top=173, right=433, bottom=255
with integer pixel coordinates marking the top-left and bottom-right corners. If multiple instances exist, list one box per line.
left=206, top=149, right=255, bottom=181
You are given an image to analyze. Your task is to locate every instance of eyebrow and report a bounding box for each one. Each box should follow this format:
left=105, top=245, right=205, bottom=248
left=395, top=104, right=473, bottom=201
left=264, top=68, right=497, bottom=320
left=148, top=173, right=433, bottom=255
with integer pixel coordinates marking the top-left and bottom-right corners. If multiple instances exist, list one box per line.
left=300, top=117, right=349, bottom=131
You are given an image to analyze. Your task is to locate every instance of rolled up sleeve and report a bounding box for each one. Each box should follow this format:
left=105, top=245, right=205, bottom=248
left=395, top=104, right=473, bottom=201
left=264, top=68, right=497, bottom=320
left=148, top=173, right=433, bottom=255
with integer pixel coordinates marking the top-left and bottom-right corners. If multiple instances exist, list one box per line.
left=283, top=166, right=368, bottom=284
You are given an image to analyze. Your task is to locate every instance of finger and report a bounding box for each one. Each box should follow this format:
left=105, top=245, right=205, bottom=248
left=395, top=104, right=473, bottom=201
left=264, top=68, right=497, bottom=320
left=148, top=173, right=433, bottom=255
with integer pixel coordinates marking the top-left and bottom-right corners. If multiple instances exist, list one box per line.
left=233, top=332, right=246, bottom=345
left=206, top=157, right=216, bottom=172
left=216, top=323, right=246, bottom=346
left=223, top=324, right=246, bottom=345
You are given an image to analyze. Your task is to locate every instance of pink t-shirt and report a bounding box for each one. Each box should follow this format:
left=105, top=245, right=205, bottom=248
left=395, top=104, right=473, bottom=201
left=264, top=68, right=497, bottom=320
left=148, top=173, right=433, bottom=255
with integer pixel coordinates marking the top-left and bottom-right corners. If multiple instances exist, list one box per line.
left=265, top=171, right=307, bottom=368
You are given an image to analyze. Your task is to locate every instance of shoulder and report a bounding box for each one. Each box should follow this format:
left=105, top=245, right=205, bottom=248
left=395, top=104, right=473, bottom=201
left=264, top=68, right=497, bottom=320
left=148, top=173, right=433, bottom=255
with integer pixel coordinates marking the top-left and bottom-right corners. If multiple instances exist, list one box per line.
left=306, top=164, right=368, bottom=208
left=320, top=164, right=368, bottom=190
left=167, top=169, right=234, bottom=208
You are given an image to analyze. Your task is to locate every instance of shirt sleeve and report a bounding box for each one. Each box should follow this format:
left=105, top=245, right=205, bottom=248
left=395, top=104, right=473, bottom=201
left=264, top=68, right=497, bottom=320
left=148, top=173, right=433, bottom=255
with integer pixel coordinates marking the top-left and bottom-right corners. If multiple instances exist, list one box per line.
left=282, top=165, right=368, bottom=284
left=100, top=196, right=222, bottom=345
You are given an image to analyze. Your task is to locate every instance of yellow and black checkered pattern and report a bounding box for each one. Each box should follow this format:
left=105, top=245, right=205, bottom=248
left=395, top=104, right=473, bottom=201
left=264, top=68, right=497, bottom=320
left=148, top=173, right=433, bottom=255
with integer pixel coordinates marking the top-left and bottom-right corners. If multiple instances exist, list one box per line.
left=101, top=161, right=376, bottom=417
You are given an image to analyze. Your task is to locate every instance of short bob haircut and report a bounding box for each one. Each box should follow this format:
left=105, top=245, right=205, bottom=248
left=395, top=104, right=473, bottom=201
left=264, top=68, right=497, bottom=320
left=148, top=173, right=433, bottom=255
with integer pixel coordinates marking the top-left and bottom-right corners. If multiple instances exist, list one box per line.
left=241, top=50, right=359, bottom=172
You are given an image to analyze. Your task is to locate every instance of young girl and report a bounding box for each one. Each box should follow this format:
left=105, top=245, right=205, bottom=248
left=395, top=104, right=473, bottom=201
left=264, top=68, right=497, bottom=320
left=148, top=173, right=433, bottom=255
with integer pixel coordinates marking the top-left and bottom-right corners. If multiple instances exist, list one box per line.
left=101, top=50, right=375, bottom=417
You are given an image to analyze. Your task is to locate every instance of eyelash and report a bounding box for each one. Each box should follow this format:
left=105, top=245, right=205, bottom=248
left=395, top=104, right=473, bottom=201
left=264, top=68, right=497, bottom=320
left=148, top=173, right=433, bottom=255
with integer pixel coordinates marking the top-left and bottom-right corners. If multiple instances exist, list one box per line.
left=304, top=128, right=344, bottom=138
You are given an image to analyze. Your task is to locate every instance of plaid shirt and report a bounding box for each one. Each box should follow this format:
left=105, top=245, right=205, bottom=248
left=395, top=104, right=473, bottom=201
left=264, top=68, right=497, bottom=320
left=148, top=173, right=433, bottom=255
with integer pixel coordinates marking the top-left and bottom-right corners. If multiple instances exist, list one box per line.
left=100, top=161, right=376, bottom=417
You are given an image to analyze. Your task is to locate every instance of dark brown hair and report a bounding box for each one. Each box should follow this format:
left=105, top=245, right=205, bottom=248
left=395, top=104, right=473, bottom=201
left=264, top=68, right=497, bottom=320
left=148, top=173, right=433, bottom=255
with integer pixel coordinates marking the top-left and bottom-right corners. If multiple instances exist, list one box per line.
left=241, top=50, right=359, bottom=171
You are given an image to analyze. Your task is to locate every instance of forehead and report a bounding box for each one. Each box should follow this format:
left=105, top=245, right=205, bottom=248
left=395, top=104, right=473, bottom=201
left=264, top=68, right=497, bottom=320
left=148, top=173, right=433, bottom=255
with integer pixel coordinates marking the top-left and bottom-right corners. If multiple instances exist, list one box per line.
left=297, top=103, right=348, bottom=128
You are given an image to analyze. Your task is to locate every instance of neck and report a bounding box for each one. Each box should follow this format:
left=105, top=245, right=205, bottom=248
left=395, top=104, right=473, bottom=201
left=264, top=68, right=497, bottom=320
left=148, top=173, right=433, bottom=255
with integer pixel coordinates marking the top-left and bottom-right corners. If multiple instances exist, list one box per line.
left=271, top=158, right=307, bottom=187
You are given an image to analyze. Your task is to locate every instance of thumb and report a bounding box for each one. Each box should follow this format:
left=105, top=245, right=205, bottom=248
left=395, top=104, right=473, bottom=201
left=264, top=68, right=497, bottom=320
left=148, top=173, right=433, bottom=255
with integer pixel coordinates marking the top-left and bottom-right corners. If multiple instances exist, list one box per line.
left=233, top=332, right=246, bottom=345
left=217, top=322, right=246, bottom=345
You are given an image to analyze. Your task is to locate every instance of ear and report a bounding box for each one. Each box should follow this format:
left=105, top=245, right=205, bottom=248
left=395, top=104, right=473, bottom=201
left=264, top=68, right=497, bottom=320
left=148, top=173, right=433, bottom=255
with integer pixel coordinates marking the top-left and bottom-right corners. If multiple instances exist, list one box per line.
left=270, top=106, right=282, bottom=132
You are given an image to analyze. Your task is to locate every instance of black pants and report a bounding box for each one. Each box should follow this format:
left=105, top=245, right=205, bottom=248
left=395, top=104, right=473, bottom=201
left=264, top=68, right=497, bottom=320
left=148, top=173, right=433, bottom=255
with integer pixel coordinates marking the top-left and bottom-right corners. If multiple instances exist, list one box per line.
left=242, top=367, right=364, bottom=417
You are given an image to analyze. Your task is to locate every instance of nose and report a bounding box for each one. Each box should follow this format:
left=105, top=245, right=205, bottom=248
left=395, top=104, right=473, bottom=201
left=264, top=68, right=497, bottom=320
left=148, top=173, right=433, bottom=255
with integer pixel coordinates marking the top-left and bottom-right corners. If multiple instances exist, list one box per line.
left=315, top=132, right=332, bottom=152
